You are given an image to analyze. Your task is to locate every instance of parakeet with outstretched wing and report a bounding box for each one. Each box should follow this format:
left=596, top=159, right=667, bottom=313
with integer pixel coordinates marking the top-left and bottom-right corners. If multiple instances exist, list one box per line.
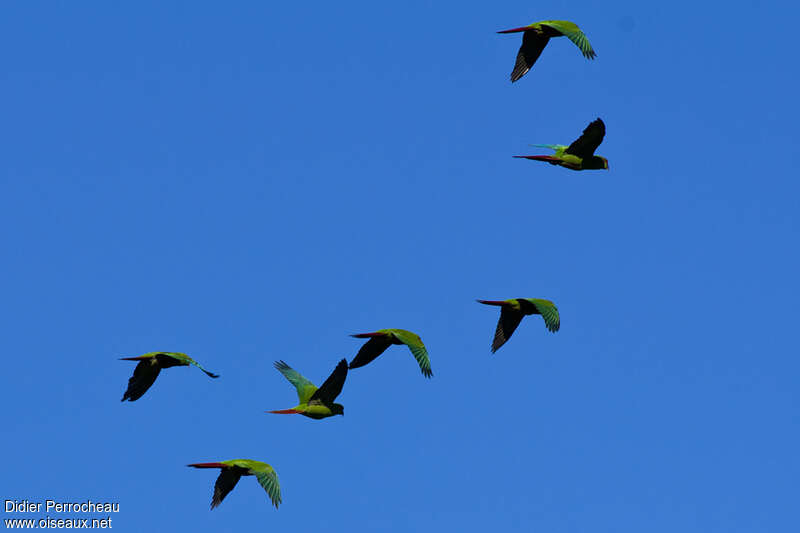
left=349, top=329, right=432, bottom=378
left=119, top=352, right=218, bottom=402
left=477, top=299, right=560, bottom=353
left=498, top=20, right=596, bottom=82
left=514, top=119, right=609, bottom=171
left=187, top=459, right=281, bottom=509
left=266, top=359, right=348, bottom=419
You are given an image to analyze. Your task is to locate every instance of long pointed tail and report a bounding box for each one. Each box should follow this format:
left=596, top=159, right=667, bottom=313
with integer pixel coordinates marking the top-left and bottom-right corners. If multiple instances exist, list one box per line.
left=187, top=462, right=226, bottom=469
left=513, top=155, right=561, bottom=163
left=497, top=26, right=531, bottom=34
left=350, top=332, right=386, bottom=339
left=266, top=409, right=302, bottom=415
left=476, top=299, right=508, bottom=306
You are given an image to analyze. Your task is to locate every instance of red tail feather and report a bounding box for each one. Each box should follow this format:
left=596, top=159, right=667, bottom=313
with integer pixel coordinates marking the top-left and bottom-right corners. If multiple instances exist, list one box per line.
left=266, top=409, right=302, bottom=415
left=497, top=26, right=530, bottom=34
left=477, top=299, right=508, bottom=306
left=350, top=332, right=385, bottom=338
left=187, top=462, right=227, bottom=469
left=513, top=155, right=560, bottom=162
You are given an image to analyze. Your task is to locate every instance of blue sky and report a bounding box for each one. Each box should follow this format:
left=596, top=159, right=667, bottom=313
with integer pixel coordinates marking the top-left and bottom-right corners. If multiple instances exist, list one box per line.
left=2, top=1, right=798, bottom=531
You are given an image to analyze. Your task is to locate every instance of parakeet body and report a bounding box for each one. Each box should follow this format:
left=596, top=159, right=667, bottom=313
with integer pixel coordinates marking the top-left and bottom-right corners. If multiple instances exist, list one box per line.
left=119, top=352, right=218, bottom=402
left=498, top=20, right=596, bottom=82
left=515, top=118, right=608, bottom=171
left=477, top=298, right=560, bottom=352
left=349, top=328, right=432, bottom=378
left=187, top=459, right=281, bottom=509
left=267, top=359, right=348, bottom=419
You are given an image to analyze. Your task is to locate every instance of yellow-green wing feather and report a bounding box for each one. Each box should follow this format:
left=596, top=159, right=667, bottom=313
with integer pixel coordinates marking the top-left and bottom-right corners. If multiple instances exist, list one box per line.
left=527, top=299, right=561, bottom=332
left=273, top=361, right=317, bottom=403
left=540, top=20, right=596, bottom=59
left=161, top=352, right=220, bottom=378
left=530, top=143, right=567, bottom=154
left=253, top=467, right=281, bottom=509
left=224, top=459, right=281, bottom=509
left=389, top=329, right=433, bottom=378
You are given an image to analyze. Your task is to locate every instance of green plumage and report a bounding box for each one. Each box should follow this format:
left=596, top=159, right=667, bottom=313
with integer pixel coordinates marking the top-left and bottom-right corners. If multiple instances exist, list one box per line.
left=349, top=328, right=432, bottom=377
left=160, top=352, right=219, bottom=377
left=477, top=298, right=560, bottom=353
left=526, top=299, right=560, bottom=333
left=119, top=351, right=219, bottom=402
left=516, top=118, right=609, bottom=171
left=273, top=360, right=318, bottom=404
left=530, top=143, right=567, bottom=151
left=188, top=459, right=281, bottom=509
left=269, top=359, right=348, bottom=419
left=498, top=19, right=596, bottom=82
left=538, top=20, right=596, bottom=58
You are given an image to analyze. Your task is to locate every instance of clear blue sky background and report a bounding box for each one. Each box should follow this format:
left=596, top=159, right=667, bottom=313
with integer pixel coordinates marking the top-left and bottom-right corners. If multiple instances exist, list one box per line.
left=2, top=1, right=798, bottom=531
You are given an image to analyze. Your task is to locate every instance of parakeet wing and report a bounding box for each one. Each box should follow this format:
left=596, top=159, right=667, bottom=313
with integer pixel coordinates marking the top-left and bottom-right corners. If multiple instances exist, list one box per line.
left=309, top=359, right=348, bottom=404
left=540, top=20, right=596, bottom=59
left=391, top=329, right=433, bottom=378
left=511, top=30, right=549, bottom=82
left=565, top=119, right=605, bottom=158
left=274, top=361, right=318, bottom=404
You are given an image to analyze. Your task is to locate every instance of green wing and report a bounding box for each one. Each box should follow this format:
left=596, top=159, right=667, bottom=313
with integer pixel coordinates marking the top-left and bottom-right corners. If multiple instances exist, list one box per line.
left=254, top=469, right=281, bottom=509
left=254, top=466, right=281, bottom=509
left=527, top=299, right=561, bottom=332
left=225, top=459, right=281, bottom=509
left=274, top=361, right=317, bottom=403
left=530, top=144, right=568, bottom=157
left=540, top=20, right=596, bottom=59
left=389, top=329, right=433, bottom=378
left=162, top=352, right=220, bottom=378
left=530, top=143, right=566, bottom=152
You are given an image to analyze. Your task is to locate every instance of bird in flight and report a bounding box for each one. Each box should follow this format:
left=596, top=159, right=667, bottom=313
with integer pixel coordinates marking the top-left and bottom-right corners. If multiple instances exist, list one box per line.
left=477, top=299, right=560, bottom=353
left=267, top=359, right=348, bottom=419
left=119, top=352, right=219, bottom=402
left=497, top=20, right=596, bottom=82
left=514, top=118, right=609, bottom=171
left=187, top=459, right=281, bottom=509
left=349, top=329, right=432, bottom=378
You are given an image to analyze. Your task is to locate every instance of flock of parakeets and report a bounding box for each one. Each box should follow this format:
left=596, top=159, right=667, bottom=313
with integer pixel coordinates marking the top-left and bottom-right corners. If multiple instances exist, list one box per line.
left=118, top=19, right=605, bottom=511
